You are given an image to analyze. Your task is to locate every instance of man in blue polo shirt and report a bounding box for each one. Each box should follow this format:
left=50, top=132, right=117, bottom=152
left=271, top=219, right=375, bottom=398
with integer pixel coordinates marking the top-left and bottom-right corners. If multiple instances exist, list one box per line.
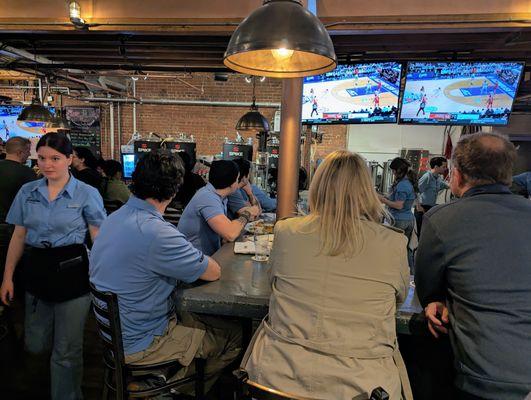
left=178, top=160, right=259, bottom=256
left=90, top=152, right=241, bottom=394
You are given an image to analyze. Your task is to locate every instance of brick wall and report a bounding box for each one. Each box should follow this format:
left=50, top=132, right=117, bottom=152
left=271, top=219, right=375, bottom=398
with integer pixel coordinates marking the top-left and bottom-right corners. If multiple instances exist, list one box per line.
left=0, top=73, right=348, bottom=161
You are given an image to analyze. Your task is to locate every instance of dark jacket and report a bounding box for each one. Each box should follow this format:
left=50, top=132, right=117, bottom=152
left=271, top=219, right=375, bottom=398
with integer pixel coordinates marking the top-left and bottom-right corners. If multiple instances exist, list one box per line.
left=415, top=184, right=531, bottom=399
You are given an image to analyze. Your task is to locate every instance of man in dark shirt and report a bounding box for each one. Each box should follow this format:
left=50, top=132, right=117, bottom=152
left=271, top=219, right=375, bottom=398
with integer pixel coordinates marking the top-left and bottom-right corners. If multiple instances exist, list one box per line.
left=415, top=133, right=531, bottom=400
left=0, top=137, right=36, bottom=270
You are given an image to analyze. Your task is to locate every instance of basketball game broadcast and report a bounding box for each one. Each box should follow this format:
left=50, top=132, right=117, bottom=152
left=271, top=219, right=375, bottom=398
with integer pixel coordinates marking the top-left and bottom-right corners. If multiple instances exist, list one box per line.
left=301, top=62, right=402, bottom=124
left=399, top=61, right=524, bottom=126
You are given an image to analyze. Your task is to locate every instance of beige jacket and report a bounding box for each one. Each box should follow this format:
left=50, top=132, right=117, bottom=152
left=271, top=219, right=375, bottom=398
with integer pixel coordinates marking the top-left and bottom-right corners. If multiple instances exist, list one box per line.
left=243, top=217, right=412, bottom=400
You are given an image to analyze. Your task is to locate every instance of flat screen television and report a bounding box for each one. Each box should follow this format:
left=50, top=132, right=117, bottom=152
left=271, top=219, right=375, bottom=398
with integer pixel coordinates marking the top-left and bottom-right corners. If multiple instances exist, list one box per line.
left=399, top=61, right=524, bottom=126
left=0, top=104, right=55, bottom=142
left=301, top=62, right=402, bottom=124
left=121, top=153, right=136, bottom=179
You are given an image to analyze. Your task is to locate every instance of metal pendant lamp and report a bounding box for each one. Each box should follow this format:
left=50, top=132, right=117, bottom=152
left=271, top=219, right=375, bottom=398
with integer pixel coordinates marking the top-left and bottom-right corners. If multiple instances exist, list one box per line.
left=18, top=97, right=54, bottom=124
left=236, top=77, right=270, bottom=131
left=224, top=0, right=337, bottom=78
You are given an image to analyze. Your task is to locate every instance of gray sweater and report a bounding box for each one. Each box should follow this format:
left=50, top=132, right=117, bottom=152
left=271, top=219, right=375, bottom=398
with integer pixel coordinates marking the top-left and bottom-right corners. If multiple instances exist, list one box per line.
left=415, top=184, right=531, bottom=399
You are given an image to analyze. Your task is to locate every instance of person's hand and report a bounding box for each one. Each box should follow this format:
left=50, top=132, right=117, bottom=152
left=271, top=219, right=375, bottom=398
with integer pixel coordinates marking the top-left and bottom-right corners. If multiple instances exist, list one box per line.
left=424, top=301, right=449, bottom=338
left=242, top=182, right=253, bottom=196
left=416, top=204, right=425, bottom=212
left=377, top=194, right=386, bottom=203
left=239, top=206, right=260, bottom=221
left=0, top=278, right=14, bottom=306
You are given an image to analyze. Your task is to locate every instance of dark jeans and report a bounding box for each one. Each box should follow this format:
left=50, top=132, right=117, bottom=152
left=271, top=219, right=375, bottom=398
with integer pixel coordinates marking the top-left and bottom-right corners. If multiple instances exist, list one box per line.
left=393, top=219, right=414, bottom=271
left=414, top=204, right=433, bottom=238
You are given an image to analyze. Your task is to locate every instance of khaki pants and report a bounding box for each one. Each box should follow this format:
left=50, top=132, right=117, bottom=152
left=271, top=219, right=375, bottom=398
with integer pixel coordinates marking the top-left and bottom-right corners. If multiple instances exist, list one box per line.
left=125, top=313, right=242, bottom=395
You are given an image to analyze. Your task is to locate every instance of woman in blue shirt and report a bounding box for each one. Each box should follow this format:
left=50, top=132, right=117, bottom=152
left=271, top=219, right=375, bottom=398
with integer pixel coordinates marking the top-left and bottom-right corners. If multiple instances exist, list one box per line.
left=379, top=157, right=417, bottom=269
left=0, top=133, right=106, bottom=400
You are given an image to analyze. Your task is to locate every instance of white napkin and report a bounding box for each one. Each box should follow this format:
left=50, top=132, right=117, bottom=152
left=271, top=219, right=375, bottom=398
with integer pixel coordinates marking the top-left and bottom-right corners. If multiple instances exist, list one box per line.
left=234, top=241, right=255, bottom=254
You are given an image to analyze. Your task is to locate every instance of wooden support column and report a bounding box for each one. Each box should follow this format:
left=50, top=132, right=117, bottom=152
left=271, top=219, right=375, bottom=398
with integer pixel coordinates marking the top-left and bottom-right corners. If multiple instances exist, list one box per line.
left=277, top=78, right=303, bottom=219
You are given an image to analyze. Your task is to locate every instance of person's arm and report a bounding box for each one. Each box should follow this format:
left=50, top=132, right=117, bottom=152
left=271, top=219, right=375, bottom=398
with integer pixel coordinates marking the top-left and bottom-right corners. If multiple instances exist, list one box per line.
left=242, top=183, right=262, bottom=212
left=0, top=225, right=26, bottom=305
left=199, top=257, right=221, bottom=281
left=414, top=217, right=447, bottom=305
left=252, top=185, right=277, bottom=212
left=82, top=187, right=107, bottom=237
left=207, top=212, right=251, bottom=242
left=380, top=196, right=404, bottom=210
left=414, top=216, right=450, bottom=338
left=418, top=172, right=430, bottom=193
left=88, top=225, right=99, bottom=242
left=227, top=190, right=251, bottom=216
left=396, top=238, right=410, bottom=305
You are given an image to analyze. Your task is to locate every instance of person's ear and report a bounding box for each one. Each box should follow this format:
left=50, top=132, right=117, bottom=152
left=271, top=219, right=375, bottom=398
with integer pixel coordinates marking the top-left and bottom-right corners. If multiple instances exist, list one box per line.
left=67, top=154, right=73, bottom=167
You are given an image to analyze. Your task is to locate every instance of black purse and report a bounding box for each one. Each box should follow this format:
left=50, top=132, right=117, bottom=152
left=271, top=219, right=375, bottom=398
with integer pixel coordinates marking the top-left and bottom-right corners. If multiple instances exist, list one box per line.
left=21, top=244, right=90, bottom=302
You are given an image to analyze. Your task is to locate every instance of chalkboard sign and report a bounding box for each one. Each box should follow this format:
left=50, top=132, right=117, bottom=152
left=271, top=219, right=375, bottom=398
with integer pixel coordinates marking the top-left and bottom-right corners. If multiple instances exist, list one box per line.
left=65, top=106, right=101, bottom=157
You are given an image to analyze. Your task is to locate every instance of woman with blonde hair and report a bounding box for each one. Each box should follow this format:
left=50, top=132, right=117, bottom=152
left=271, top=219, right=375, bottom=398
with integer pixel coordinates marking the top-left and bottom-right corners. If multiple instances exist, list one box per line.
left=242, top=150, right=412, bottom=400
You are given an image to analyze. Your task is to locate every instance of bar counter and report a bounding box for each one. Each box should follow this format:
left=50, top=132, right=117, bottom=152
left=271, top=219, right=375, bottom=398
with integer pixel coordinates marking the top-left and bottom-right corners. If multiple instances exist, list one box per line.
left=174, top=243, right=427, bottom=335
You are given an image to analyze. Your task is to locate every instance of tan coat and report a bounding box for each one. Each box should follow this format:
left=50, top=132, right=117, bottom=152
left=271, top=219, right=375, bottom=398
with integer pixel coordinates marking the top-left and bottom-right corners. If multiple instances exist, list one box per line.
left=243, top=217, right=413, bottom=400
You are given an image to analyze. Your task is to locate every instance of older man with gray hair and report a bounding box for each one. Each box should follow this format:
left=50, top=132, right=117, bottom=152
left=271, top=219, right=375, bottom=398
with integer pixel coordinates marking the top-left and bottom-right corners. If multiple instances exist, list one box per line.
left=415, top=133, right=531, bottom=400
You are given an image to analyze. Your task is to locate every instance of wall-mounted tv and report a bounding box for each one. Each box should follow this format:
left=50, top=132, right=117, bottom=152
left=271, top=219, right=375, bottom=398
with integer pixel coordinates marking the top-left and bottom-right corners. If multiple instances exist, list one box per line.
left=301, top=62, right=402, bottom=125
left=399, top=61, right=524, bottom=126
left=121, top=153, right=136, bottom=179
left=0, top=105, right=55, bottom=142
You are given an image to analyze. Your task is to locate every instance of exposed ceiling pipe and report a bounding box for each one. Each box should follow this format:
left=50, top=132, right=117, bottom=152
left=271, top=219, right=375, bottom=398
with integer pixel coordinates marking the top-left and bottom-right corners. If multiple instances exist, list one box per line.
left=0, top=46, right=131, bottom=98
left=55, top=73, right=132, bottom=98
left=74, top=97, right=281, bottom=108
left=0, top=43, right=63, bottom=65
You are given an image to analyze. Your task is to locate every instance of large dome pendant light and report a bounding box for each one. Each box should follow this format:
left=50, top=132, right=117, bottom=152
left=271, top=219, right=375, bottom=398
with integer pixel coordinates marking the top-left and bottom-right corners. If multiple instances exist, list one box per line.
left=224, top=0, right=337, bottom=78
left=236, top=77, right=271, bottom=131
left=18, top=47, right=54, bottom=124
left=18, top=97, right=54, bottom=124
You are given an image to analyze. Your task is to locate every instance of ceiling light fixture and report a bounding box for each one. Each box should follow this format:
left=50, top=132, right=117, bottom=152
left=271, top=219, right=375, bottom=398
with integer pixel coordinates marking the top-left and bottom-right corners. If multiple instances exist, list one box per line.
left=236, top=77, right=270, bottom=131
left=18, top=49, right=54, bottom=124
left=224, top=0, right=336, bottom=78
left=69, top=1, right=87, bottom=29
left=18, top=97, right=54, bottom=124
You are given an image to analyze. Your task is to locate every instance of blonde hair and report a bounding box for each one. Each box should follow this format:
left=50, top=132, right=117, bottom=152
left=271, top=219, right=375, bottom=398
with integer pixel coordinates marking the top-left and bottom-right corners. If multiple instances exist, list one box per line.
left=305, top=150, right=388, bottom=257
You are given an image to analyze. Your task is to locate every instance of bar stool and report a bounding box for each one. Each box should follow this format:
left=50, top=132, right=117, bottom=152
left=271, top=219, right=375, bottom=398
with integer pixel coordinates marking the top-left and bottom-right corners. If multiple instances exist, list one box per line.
left=90, top=283, right=205, bottom=399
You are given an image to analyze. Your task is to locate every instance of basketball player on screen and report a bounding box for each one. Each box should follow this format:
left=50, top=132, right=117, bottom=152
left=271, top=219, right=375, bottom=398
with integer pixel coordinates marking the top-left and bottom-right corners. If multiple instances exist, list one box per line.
left=486, top=93, right=494, bottom=111
left=311, top=97, right=319, bottom=117
left=372, top=93, right=381, bottom=110
left=416, top=94, right=427, bottom=116
left=376, top=80, right=383, bottom=94
left=481, top=80, right=488, bottom=95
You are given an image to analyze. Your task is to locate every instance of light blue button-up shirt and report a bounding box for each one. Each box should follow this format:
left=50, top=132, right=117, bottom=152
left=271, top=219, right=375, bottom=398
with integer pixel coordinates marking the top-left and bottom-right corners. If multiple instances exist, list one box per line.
left=178, top=183, right=228, bottom=256
left=418, top=171, right=449, bottom=206
left=388, top=178, right=415, bottom=221
left=6, top=176, right=106, bottom=248
left=90, top=196, right=208, bottom=355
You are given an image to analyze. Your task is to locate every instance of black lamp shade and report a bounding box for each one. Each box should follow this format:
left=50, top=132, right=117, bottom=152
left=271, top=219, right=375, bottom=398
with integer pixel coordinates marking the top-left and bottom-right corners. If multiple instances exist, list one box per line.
left=17, top=98, right=54, bottom=123
left=224, top=0, right=336, bottom=78
left=236, top=108, right=271, bottom=131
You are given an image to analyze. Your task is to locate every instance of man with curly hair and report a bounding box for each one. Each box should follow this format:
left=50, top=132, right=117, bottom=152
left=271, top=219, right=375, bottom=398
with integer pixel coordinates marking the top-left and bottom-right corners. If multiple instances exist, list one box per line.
left=89, top=151, right=241, bottom=395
